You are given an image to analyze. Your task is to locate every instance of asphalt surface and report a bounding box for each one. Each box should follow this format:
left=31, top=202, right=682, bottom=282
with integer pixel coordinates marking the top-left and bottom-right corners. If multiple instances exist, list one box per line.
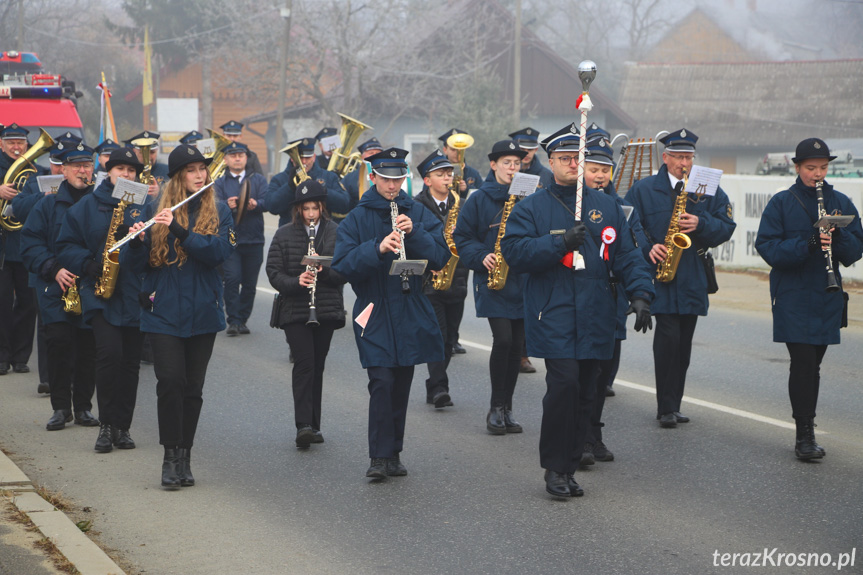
left=1, top=263, right=862, bottom=574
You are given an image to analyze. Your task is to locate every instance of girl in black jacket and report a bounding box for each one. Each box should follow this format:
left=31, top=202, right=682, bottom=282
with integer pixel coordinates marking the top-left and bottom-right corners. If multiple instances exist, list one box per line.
left=266, top=180, right=346, bottom=448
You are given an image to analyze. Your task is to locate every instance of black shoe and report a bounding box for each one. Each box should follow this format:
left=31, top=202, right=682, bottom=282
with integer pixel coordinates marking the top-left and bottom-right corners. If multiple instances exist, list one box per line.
left=12, top=363, right=29, bottom=373
left=605, top=385, right=615, bottom=397
left=94, top=424, right=113, bottom=453
left=503, top=409, right=523, bottom=433
left=795, top=418, right=825, bottom=460
left=366, top=458, right=387, bottom=479
left=178, top=448, right=195, bottom=487
left=310, top=429, right=324, bottom=444
left=74, top=410, right=100, bottom=427
left=593, top=440, right=615, bottom=462
left=580, top=444, right=596, bottom=467
left=37, top=382, right=50, bottom=394
left=486, top=406, right=506, bottom=435
left=0, top=362, right=9, bottom=375
left=519, top=357, right=536, bottom=373
left=296, top=425, right=315, bottom=448
left=226, top=324, right=239, bottom=337
left=46, top=410, right=72, bottom=431
left=161, top=447, right=182, bottom=490
left=452, top=342, right=466, bottom=355
left=659, top=413, right=677, bottom=428
left=544, top=470, right=571, bottom=498
left=432, top=390, right=451, bottom=409
left=112, top=428, right=136, bottom=449
left=673, top=411, right=690, bottom=423
left=386, top=456, right=407, bottom=476
left=238, top=323, right=250, bottom=335
left=567, top=473, right=585, bottom=497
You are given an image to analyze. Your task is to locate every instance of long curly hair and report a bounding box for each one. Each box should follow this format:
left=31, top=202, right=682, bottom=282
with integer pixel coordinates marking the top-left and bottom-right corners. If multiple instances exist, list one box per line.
left=149, top=167, right=218, bottom=268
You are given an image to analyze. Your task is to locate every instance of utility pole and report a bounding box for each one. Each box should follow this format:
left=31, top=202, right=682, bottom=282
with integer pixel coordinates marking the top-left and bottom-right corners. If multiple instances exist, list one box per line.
left=274, top=0, right=293, bottom=176
left=17, top=0, right=24, bottom=51
left=512, top=0, right=522, bottom=127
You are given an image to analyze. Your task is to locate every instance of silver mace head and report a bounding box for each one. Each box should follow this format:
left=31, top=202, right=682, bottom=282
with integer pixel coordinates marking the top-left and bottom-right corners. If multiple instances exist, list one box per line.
left=578, top=60, right=597, bottom=93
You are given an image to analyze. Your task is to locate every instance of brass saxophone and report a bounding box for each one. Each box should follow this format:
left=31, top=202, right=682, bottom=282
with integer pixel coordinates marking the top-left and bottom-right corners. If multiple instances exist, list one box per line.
left=94, top=201, right=128, bottom=299
left=656, top=168, right=692, bottom=283
left=62, top=277, right=82, bottom=315
left=432, top=193, right=461, bottom=290
left=487, top=194, right=517, bottom=290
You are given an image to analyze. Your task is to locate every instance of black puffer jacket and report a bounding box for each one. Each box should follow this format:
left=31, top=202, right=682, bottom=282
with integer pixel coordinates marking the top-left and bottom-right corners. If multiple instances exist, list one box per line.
left=415, top=187, right=469, bottom=301
left=266, top=218, right=347, bottom=327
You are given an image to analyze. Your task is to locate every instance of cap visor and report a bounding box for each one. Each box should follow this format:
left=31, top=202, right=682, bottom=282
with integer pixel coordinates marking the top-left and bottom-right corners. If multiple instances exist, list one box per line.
left=372, top=166, right=408, bottom=178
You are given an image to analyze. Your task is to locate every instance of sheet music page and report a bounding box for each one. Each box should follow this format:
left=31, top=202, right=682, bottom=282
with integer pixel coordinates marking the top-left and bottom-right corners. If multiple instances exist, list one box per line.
left=320, top=135, right=341, bottom=153
left=685, top=165, right=723, bottom=197
left=37, top=175, right=65, bottom=195
left=195, top=138, right=216, bottom=156
left=509, top=172, right=540, bottom=197
left=112, top=178, right=150, bottom=205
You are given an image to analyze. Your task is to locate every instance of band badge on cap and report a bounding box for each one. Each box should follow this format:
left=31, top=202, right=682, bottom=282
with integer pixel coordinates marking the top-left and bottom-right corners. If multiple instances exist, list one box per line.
left=814, top=142, right=821, bottom=149
left=76, top=143, right=84, bottom=151
left=680, top=130, right=686, bottom=138
left=125, top=151, right=133, bottom=158
left=390, top=151, right=397, bottom=158
left=57, top=142, right=65, bottom=150
left=570, top=123, right=578, bottom=134
left=526, top=129, right=533, bottom=135
left=300, top=183, right=309, bottom=195
left=187, top=148, right=194, bottom=155
left=508, top=143, right=516, bottom=150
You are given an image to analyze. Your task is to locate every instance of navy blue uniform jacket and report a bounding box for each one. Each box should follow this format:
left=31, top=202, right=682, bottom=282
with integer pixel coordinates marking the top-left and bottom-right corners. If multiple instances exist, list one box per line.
left=19, top=181, right=91, bottom=326
left=452, top=178, right=525, bottom=320
left=755, top=178, right=863, bottom=345
left=127, top=198, right=235, bottom=337
left=214, top=171, right=268, bottom=244
left=266, top=162, right=349, bottom=227
left=332, top=188, right=449, bottom=369
left=1, top=154, right=47, bottom=263
left=501, top=182, right=654, bottom=360
left=56, top=180, right=144, bottom=327
left=625, top=164, right=736, bottom=315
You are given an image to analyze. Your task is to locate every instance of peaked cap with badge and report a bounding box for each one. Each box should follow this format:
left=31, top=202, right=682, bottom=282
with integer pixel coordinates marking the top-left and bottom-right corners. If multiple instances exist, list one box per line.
left=367, top=147, right=409, bottom=178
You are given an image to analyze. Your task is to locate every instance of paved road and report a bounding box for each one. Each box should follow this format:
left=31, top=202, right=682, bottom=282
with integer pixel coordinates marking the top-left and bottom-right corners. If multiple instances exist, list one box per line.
left=1, top=268, right=862, bottom=575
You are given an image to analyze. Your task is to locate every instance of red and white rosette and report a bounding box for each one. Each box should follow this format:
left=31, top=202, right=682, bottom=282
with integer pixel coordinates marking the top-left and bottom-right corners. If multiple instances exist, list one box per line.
left=599, top=226, right=616, bottom=261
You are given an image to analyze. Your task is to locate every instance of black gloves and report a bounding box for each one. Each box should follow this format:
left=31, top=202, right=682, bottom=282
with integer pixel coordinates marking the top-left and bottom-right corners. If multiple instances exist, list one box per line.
left=626, top=298, right=653, bottom=333
left=114, top=224, right=130, bottom=242
left=563, top=222, right=587, bottom=251
left=168, top=220, right=189, bottom=241
left=85, top=260, right=101, bottom=279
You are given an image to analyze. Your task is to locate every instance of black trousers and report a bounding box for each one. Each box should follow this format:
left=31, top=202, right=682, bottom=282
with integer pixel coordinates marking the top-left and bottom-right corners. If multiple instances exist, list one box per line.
left=284, top=322, right=336, bottom=430
left=487, top=317, right=524, bottom=408
left=0, top=261, right=36, bottom=365
left=91, top=311, right=144, bottom=431
left=589, top=338, right=622, bottom=443
left=785, top=342, right=828, bottom=420
left=424, top=293, right=461, bottom=397
left=653, top=314, right=698, bottom=415
left=149, top=332, right=216, bottom=448
left=367, top=366, right=414, bottom=459
left=36, top=307, right=48, bottom=385
left=45, top=322, right=95, bottom=412
left=540, top=358, right=598, bottom=474
left=223, top=243, right=264, bottom=325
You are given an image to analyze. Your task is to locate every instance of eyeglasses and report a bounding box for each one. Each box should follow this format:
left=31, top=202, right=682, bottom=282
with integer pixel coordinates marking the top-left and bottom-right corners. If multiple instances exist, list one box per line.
left=497, top=160, right=522, bottom=168
left=552, top=155, right=579, bottom=165
left=665, top=153, right=696, bottom=161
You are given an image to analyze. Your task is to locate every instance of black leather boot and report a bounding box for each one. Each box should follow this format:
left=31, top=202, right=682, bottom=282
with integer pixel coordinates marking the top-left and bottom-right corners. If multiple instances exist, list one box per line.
left=503, top=409, right=523, bottom=433
left=94, top=424, right=113, bottom=453
left=161, top=447, right=181, bottom=490
left=544, top=470, right=571, bottom=498
left=46, top=409, right=72, bottom=431
left=795, top=417, right=825, bottom=460
left=178, top=448, right=195, bottom=487
left=486, top=406, right=506, bottom=435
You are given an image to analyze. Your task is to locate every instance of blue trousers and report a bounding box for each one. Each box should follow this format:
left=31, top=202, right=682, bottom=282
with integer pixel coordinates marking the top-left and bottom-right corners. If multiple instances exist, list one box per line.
left=223, top=243, right=263, bottom=325
left=367, top=366, right=414, bottom=458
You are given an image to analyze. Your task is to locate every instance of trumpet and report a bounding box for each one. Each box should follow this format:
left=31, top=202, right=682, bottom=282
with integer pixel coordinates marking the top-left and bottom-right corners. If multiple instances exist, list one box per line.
left=280, top=141, right=311, bottom=188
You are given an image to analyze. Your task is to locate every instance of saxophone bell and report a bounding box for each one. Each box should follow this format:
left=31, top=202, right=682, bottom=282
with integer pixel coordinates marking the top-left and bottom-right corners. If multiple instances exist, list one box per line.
left=656, top=169, right=692, bottom=283
left=62, top=277, right=82, bottom=315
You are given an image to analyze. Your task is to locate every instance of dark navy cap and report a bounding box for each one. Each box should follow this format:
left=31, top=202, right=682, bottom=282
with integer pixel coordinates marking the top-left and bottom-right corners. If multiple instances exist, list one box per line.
left=358, top=137, right=384, bottom=154
left=51, top=136, right=84, bottom=164
left=792, top=138, right=836, bottom=164
left=179, top=130, right=204, bottom=145
left=541, top=123, right=581, bottom=154
left=368, top=147, right=409, bottom=178
left=1, top=123, right=28, bottom=140
left=125, top=131, right=161, bottom=148
left=167, top=144, right=212, bottom=177
left=220, top=121, right=243, bottom=135
left=315, top=127, right=337, bottom=141
left=223, top=141, right=249, bottom=155
left=95, top=139, right=121, bottom=155
left=285, top=138, right=316, bottom=158
left=417, top=149, right=454, bottom=178
left=585, top=139, right=614, bottom=166
left=508, top=127, right=540, bottom=150
left=105, top=147, right=143, bottom=174
left=439, top=128, right=468, bottom=145
left=291, top=179, right=327, bottom=206
left=61, top=143, right=95, bottom=164
left=586, top=122, right=611, bottom=145
left=488, top=140, right=528, bottom=162
left=660, top=129, right=697, bottom=153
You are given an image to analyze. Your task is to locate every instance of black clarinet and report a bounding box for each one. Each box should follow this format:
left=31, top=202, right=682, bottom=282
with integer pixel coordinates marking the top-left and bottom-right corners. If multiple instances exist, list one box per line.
left=306, top=220, right=320, bottom=325
left=815, top=181, right=841, bottom=293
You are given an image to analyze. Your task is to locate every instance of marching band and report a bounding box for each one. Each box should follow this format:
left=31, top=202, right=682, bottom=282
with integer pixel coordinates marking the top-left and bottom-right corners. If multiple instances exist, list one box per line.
left=1, top=104, right=862, bottom=499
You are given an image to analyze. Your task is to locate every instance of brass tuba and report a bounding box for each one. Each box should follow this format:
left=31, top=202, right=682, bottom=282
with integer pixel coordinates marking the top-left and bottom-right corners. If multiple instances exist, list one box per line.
left=205, top=129, right=232, bottom=181
left=656, top=168, right=692, bottom=283
left=1, top=128, right=55, bottom=231
left=446, top=132, right=474, bottom=195
left=327, top=113, right=372, bottom=177
left=280, top=141, right=311, bottom=188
